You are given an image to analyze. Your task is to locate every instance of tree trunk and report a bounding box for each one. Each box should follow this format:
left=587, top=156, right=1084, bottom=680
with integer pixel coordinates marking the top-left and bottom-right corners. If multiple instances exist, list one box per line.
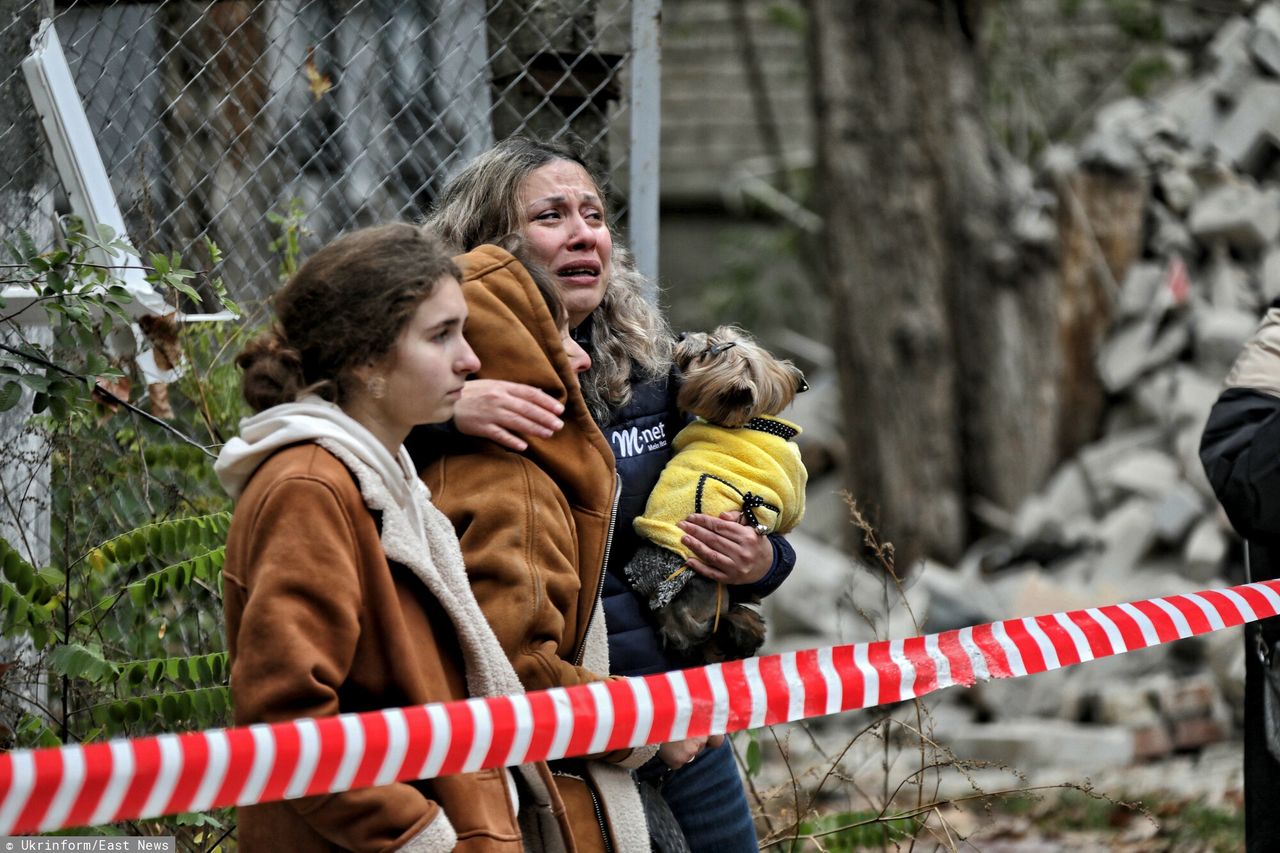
left=808, top=0, right=1060, bottom=567
left=1055, top=167, right=1147, bottom=458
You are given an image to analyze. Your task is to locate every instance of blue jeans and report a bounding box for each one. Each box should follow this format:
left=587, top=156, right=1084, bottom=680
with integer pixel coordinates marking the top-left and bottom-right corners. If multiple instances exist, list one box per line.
left=640, top=739, right=758, bottom=852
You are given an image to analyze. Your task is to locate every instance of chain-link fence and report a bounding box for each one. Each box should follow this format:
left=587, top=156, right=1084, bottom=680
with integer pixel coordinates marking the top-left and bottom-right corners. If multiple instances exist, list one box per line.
left=0, top=2, right=657, bottom=841
left=2, top=0, right=653, bottom=306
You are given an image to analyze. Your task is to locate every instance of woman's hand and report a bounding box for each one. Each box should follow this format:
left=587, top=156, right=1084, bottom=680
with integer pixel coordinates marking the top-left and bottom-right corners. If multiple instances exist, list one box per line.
left=453, top=379, right=565, bottom=451
left=657, top=734, right=725, bottom=769
left=679, top=511, right=774, bottom=585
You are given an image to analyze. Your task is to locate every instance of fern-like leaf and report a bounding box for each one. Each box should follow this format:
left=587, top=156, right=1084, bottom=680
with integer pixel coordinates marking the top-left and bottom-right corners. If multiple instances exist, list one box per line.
left=87, top=685, right=231, bottom=734
left=88, top=512, right=231, bottom=570
left=0, top=537, right=55, bottom=604
left=118, top=651, right=227, bottom=689
left=48, top=642, right=118, bottom=684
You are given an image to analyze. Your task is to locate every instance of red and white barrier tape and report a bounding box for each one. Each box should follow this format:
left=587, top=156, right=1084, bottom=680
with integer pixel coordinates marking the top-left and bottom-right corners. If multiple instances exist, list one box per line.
left=3, top=578, right=1279, bottom=835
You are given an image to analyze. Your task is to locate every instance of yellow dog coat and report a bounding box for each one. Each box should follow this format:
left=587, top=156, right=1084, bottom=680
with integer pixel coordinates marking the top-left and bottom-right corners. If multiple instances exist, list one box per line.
left=634, top=416, right=807, bottom=560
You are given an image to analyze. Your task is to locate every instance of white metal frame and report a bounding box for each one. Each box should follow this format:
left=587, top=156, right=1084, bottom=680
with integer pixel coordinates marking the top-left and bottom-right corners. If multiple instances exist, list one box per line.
left=18, top=19, right=233, bottom=381
left=18, top=18, right=166, bottom=320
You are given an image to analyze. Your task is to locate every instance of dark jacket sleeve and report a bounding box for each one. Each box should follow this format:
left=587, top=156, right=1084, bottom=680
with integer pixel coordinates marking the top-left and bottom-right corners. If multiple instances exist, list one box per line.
left=1200, top=303, right=1280, bottom=546
left=752, top=535, right=796, bottom=596
left=1202, top=388, right=1280, bottom=545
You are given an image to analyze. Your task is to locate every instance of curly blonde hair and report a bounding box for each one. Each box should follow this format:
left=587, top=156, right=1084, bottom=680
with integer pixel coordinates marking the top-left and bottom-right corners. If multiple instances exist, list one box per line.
left=423, top=137, right=671, bottom=420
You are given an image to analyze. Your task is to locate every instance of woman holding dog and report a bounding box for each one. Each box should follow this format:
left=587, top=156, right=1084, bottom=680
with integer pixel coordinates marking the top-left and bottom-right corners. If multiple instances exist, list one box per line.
left=423, top=137, right=797, bottom=851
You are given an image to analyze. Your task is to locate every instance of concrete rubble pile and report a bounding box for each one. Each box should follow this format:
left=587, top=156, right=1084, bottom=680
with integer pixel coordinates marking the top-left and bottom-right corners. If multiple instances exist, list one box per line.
left=760, top=2, right=1280, bottom=798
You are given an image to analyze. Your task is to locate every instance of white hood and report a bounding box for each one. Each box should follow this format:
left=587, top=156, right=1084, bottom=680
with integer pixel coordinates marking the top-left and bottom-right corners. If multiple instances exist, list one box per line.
left=216, top=393, right=417, bottom=502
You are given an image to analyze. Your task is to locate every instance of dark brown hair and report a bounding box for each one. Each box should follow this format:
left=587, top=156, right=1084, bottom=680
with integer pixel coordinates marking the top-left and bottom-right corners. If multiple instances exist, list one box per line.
left=237, top=223, right=460, bottom=412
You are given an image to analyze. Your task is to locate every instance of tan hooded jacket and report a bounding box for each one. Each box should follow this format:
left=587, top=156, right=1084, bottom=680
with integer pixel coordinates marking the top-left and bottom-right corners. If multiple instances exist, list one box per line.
left=416, top=246, right=653, bottom=853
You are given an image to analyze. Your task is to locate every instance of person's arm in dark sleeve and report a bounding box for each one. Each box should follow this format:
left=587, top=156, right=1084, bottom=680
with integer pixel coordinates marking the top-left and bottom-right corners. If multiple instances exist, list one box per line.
left=1201, top=304, right=1280, bottom=544
left=750, top=534, right=795, bottom=597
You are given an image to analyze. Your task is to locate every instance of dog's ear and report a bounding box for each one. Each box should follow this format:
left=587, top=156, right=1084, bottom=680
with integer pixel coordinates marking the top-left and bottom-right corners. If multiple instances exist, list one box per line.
left=793, top=365, right=809, bottom=393
left=721, top=383, right=756, bottom=409
left=713, top=382, right=758, bottom=427
left=673, top=331, right=706, bottom=370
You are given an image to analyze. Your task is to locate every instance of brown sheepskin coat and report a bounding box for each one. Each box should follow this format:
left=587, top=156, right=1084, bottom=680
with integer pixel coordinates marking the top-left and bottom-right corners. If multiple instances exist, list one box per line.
left=417, top=246, right=654, bottom=853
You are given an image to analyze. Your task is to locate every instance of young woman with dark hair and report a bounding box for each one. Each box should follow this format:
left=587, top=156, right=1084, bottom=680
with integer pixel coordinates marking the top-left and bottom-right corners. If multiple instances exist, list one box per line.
left=216, top=223, right=573, bottom=852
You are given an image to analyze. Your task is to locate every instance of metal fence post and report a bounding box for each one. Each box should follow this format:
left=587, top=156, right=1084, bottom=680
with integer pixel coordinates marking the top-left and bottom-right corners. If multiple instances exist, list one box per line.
left=628, top=0, right=661, bottom=294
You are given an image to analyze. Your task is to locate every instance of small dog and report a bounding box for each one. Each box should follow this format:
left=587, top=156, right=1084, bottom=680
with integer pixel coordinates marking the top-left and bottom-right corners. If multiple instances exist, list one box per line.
left=625, top=326, right=808, bottom=663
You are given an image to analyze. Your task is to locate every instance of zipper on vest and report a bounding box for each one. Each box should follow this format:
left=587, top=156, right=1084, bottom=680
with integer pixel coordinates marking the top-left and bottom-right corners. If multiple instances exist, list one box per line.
left=554, top=767, right=614, bottom=853
left=587, top=772, right=613, bottom=853
left=574, top=472, right=621, bottom=667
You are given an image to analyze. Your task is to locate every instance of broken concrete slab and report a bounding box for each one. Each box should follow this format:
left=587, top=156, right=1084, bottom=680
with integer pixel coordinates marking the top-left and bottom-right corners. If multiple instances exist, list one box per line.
left=1194, top=305, right=1264, bottom=375
left=1250, top=3, right=1280, bottom=76
left=1162, top=5, right=1219, bottom=47
left=1078, top=427, right=1166, bottom=507
left=1097, top=313, right=1192, bottom=393
left=1161, top=78, right=1225, bottom=151
left=1154, top=483, right=1208, bottom=546
left=1213, top=81, right=1280, bottom=177
left=1206, top=243, right=1257, bottom=310
left=760, top=529, right=861, bottom=641
left=795, top=472, right=853, bottom=548
left=1209, top=627, right=1247, bottom=719
left=917, top=560, right=1001, bottom=634
left=1188, top=178, right=1280, bottom=250
left=1118, top=262, right=1167, bottom=319
left=1040, top=461, right=1096, bottom=525
left=1107, top=448, right=1184, bottom=501
left=1211, top=58, right=1256, bottom=108
left=1081, top=131, right=1145, bottom=176
left=1156, top=165, right=1200, bottom=214
left=1131, top=365, right=1220, bottom=430
left=1209, top=15, right=1254, bottom=69
left=1093, top=497, right=1159, bottom=578
left=1178, top=421, right=1218, bottom=500
left=939, top=719, right=1136, bottom=773
left=1183, top=516, right=1230, bottom=582
left=1149, top=201, right=1198, bottom=257
left=1262, top=245, right=1280, bottom=302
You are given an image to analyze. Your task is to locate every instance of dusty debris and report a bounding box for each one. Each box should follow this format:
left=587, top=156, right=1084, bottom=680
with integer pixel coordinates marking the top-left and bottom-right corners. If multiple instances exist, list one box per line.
left=759, top=2, right=1280, bottom=800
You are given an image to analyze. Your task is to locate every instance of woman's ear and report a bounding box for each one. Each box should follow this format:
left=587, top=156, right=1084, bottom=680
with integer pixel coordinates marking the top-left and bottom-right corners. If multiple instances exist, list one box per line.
left=348, top=361, right=374, bottom=385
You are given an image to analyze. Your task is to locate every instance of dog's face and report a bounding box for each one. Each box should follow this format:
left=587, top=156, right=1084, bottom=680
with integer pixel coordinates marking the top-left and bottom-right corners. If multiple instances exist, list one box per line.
left=673, top=326, right=807, bottom=427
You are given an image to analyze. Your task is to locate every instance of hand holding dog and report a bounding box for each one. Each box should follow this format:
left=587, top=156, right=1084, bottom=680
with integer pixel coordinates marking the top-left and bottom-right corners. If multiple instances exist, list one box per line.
left=658, top=734, right=727, bottom=769
left=455, top=379, right=564, bottom=451
left=678, top=511, right=773, bottom=585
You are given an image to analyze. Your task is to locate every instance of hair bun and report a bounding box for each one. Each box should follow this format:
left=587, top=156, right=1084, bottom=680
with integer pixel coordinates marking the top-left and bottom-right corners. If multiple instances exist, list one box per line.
left=236, top=326, right=305, bottom=412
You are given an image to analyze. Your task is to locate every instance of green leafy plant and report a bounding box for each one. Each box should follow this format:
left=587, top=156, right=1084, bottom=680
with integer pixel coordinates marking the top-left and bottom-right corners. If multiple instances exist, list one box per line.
left=0, top=219, right=238, bottom=421
left=0, top=218, right=250, bottom=848
left=266, top=197, right=312, bottom=284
